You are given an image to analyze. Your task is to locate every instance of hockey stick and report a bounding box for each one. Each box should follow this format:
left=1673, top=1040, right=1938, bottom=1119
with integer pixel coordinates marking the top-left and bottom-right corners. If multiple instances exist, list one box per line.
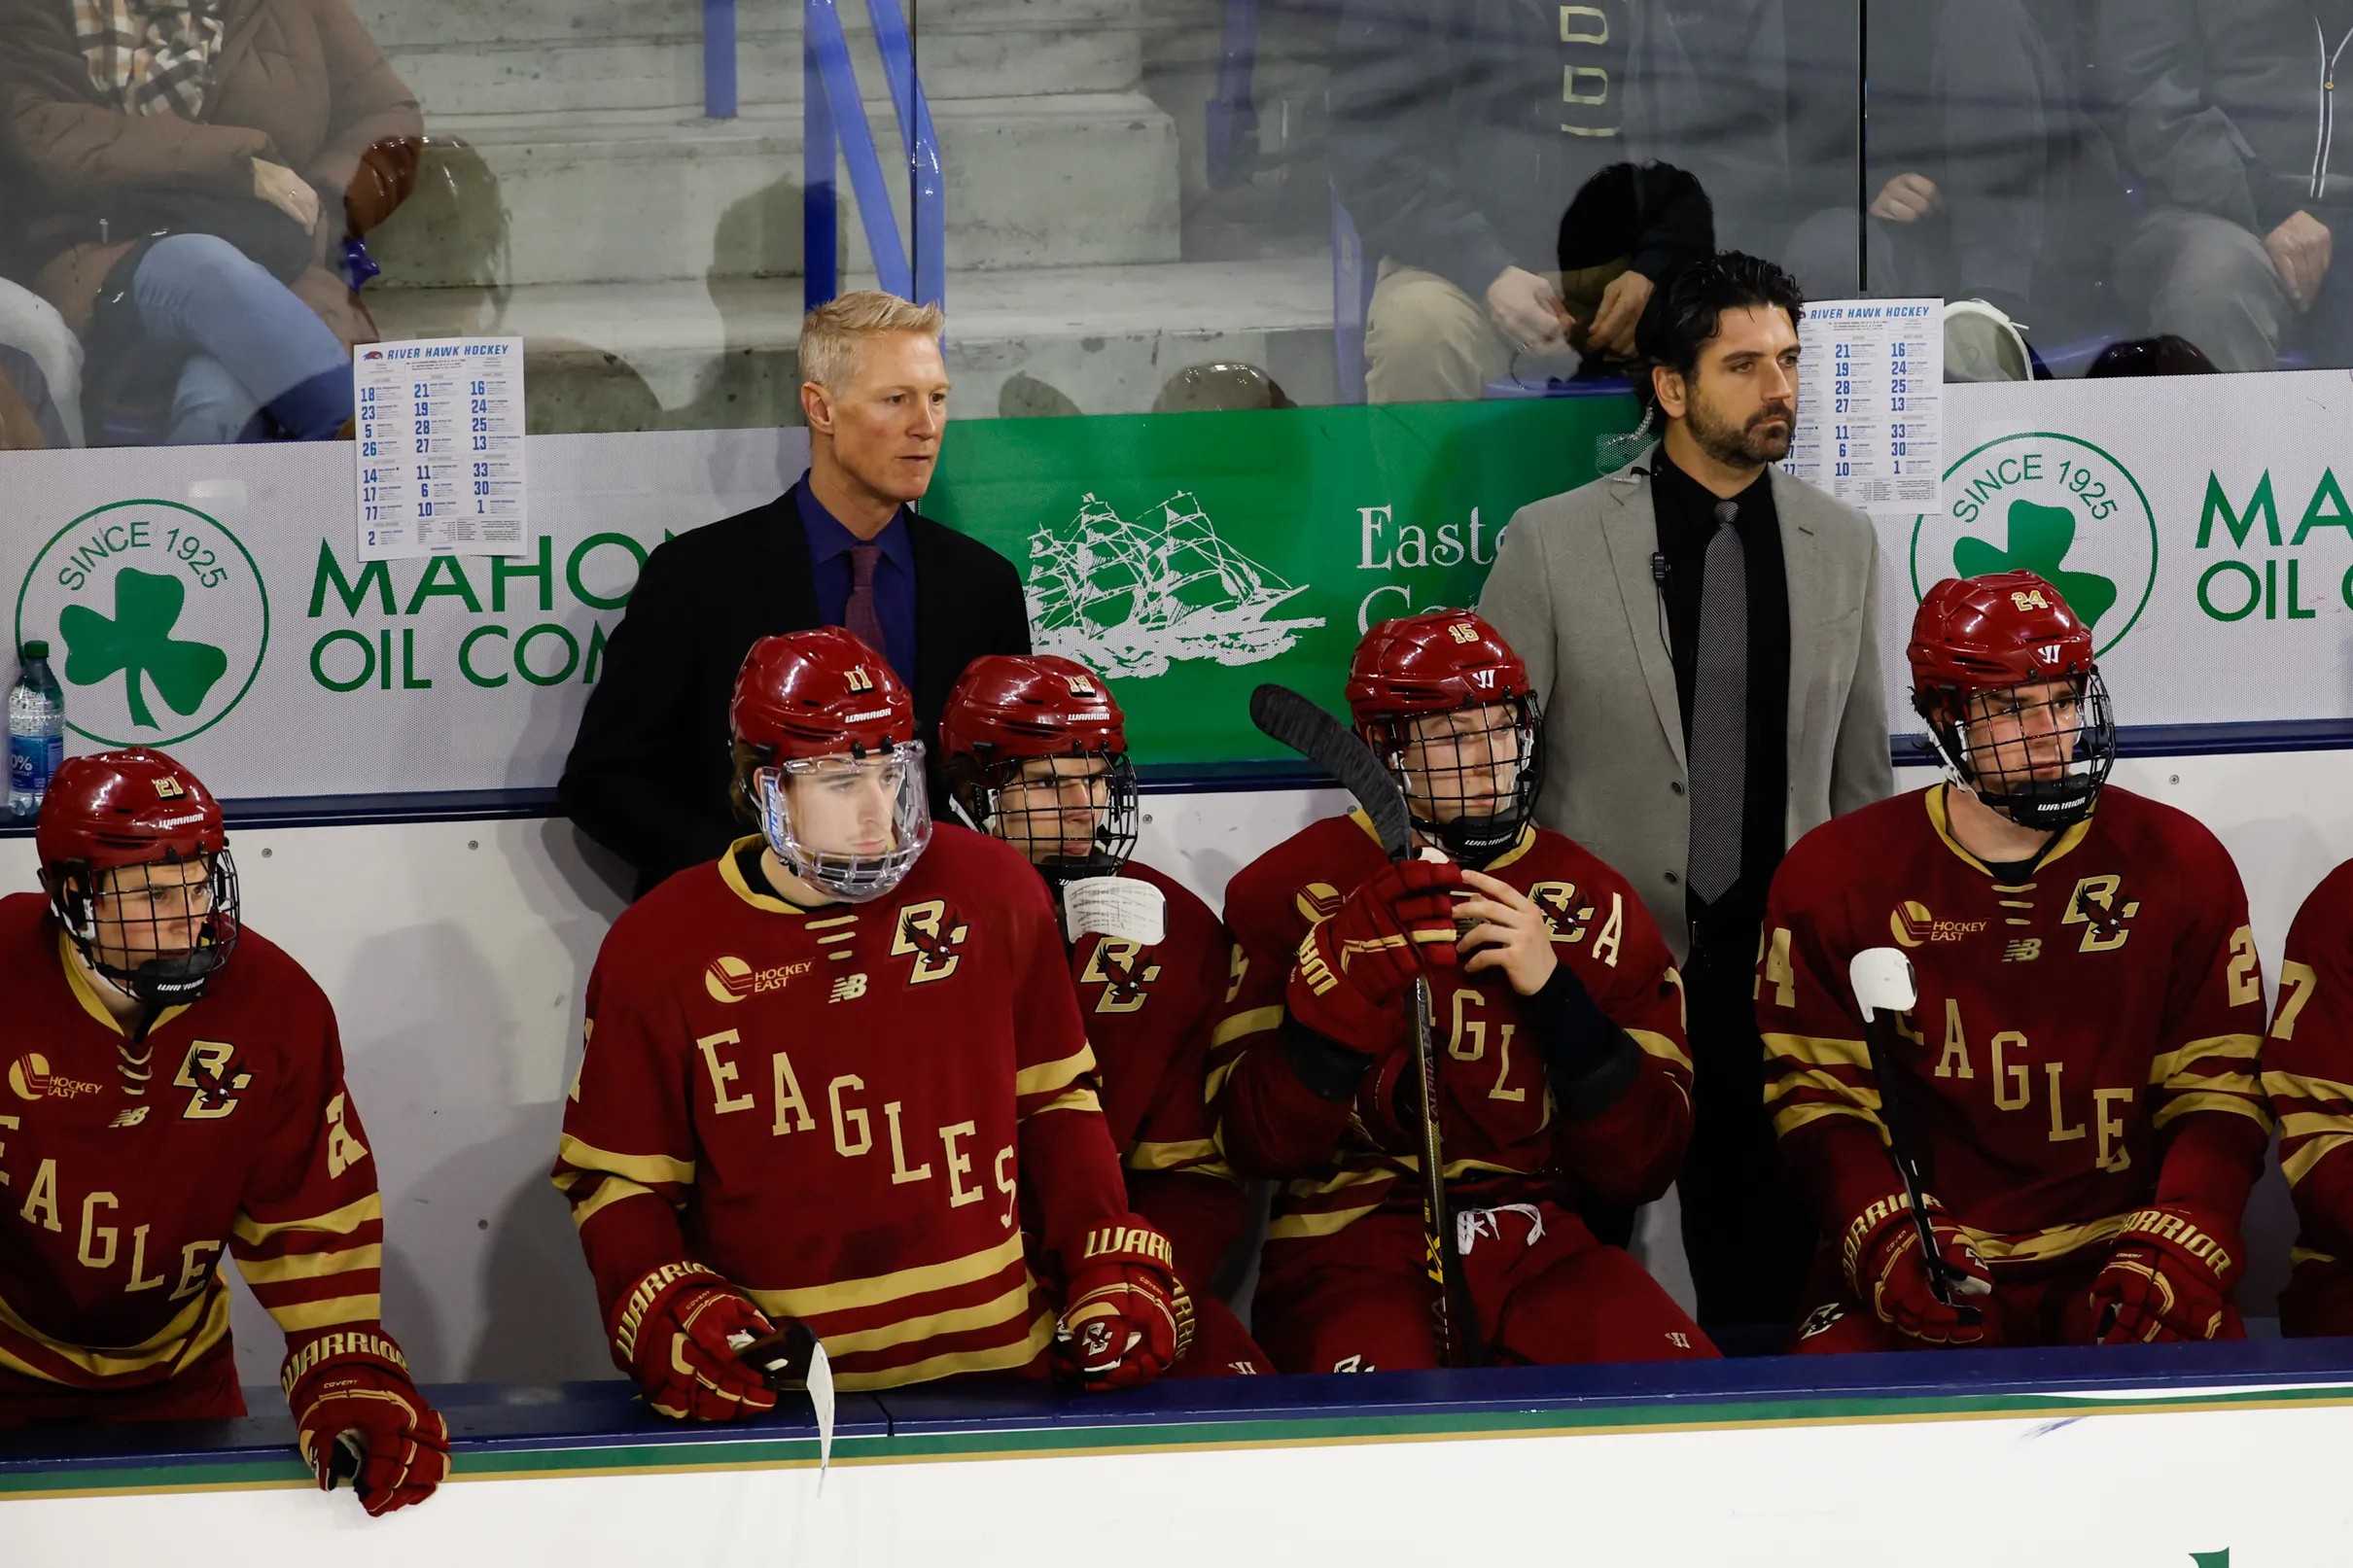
left=1249, top=684, right=1487, bottom=1369
left=1848, top=948, right=1986, bottom=1312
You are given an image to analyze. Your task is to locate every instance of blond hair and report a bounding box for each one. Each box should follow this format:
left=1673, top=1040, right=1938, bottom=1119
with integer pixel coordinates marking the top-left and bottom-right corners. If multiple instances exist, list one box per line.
left=799, top=291, right=945, bottom=392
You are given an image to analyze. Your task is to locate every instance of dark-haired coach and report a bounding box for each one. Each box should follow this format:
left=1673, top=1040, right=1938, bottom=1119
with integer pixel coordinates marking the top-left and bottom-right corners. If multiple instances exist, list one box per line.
left=1478, top=253, right=1892, bottom=1335
left=560, top=292, right=1031, bottom=899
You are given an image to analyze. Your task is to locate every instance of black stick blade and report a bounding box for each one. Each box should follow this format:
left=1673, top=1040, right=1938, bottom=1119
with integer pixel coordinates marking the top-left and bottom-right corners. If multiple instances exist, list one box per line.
left=1248, top=684, right=1412, bottom=861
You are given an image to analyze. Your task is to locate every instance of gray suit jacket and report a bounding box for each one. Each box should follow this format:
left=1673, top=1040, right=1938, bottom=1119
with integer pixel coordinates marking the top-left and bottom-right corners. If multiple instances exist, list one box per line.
left=1477, top=452, right=1894, bottom=963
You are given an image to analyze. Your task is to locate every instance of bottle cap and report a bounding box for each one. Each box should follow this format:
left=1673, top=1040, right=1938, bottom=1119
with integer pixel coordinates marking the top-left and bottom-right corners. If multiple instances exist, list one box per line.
left=20, top=641, right=47, bottom=660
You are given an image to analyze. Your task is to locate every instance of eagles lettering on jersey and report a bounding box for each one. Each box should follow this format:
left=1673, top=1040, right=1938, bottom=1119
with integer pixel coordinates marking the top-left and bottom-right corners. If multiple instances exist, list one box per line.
left=0, top=896, right=388, bottom=1403
left=555, top=828, right=1136, bottom=1392
left=1211, top=813, right=1691, bottom=1254
left=1760, top=785, right=2270, bottom=1273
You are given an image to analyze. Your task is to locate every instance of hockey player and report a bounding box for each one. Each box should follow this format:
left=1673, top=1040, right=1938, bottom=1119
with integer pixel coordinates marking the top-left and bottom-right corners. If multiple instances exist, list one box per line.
left=1210, top=610, right=1712, bottom=1372
left=0, top=749, right=444, bottom=1516
left=555, top=628, right=1191, bottom=1413
left=940, top=653, right=1274, bottom=1376
left=1762, top=572, right=2270, bottom=1352
left=2262, top=863, right=2353, bottom=1336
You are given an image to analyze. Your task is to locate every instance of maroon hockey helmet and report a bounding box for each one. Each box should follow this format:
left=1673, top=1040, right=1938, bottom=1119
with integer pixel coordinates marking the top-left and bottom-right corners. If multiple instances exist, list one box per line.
left=36, top=748, right=240, bottom=1006
left=730, top=627, right=916, bottom=761
left=1344, top=610, right=1542, bottom=868
left=1908, top=572, right=2114, bottom=832
left=939, top=654, right=1139, bottom=888
left=729, top=629, right=931, bottom=901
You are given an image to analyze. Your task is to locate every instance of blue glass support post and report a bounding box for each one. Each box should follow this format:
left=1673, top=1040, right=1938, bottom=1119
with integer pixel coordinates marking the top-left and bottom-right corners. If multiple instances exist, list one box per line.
left=804, top=23, right=838, bottom=309
left=703, top=0, right=739, bottom=120
left=1205, top=0, right=1261, bottom=191
left=865, top=0, right=945, bottom=306
left=806, top=0, right=914, bottom=298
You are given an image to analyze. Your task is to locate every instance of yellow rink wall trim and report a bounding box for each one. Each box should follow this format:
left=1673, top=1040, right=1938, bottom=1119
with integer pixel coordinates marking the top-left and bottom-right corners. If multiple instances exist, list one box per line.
left=10, top=1382, right=2353, bottom=1501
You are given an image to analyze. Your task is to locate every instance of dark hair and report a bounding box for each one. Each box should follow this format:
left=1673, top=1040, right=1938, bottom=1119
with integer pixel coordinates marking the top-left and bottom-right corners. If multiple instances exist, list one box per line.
left=2085, top=334, right=2216, bottom=379
left=1633, top=252, right=1806, bottom=413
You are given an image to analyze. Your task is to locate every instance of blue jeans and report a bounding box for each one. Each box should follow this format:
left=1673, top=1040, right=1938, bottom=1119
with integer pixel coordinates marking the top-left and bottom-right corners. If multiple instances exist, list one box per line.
left=131, top=234, right=352, bottom=443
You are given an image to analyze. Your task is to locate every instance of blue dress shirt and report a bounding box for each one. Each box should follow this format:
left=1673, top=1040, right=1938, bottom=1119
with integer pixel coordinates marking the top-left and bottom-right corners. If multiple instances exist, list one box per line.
left=795, top=474, right=917, bottom=682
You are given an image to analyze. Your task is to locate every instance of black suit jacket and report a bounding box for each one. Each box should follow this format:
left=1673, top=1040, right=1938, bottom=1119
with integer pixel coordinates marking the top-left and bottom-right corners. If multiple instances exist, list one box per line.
left=559, top=488, right=1032, bottom=897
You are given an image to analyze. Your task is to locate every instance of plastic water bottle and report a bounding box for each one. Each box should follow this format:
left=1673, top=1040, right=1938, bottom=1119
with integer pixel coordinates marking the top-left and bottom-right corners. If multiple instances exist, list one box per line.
left=9, top=641, right=64, bottom=819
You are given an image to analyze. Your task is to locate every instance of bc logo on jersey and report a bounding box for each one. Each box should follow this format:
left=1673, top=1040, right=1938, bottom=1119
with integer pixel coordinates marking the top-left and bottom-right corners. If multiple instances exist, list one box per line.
left=1527, top=882, right=1597, bottom=944
left=2061, top=875, right=2140, bottom=953
left=1080, top=939, right=1162, bottom=1014
left=173, top=1041, right=253, bottom=1121
left=892, top=900, right=970, bottom=984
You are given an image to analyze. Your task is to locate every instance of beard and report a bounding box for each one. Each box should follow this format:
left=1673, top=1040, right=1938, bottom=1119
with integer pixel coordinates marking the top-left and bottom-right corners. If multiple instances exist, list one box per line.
left=1685, top=391, right=1795, bottom=469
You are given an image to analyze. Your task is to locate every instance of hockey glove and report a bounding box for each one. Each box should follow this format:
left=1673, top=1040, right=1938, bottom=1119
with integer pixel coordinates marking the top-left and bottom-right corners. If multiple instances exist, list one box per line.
left=1842, top=1191, right=1992, bottom=1346
left=612, top=1261, right=781, bottom=1421
left=1056, top=1217, right=1196, bottom=1392
left=2087, top=1203, right=2243, bottom=1344
left=1284, top=860, right=1464, bottom=1054
left=282, top=1331, right=449, bottom=1516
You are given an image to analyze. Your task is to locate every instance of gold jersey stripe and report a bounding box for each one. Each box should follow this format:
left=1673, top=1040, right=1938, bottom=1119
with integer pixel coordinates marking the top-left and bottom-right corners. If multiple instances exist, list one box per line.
left=813, top=1278, right=1036, bottom=1356
left=232, top=1191, right=383, bottom=1248
left=1267, top=1201, right=1387, bottom=1239
left=266, top=1293, right=383, bottom=1332
left=2265, top=1069, right=2353, bottom=1107
left=2151, top=1091, right=2272, bottom=1133
left=1762, top=1031, right=1870, bottom=1070
left=1957, top=1211, right=2131, bottom=1265
left=2280, top=1110, right=2353, bottom=1141
left=569, top=1173, right=662, bottom=1230
left=1126, top=1137, right=1219, bottom=1171
left=235, top=1243, right=382, bottom=1286
left=2146, top=1032, right=2264, bottom=1086
left=1764, top=1066, right=1883, bottom=1111
left=1014, top=1045, right=1099, bottom=1100
left=1284, top=1165, right=1399, bottom=1201
left=1926, top=784, right=2093, bottom=877
left=2283, top=1131, right=2353, bottom=1187
left=717, top=837, right=812, bottom=916
left=57, top=930, right=192, bottom=1038
left=554, top=1134, right=695, bottom=1189
left=2176, top=1071, right=2265, bottom=1099
left=745, top=1234, right=1025, bottom=1318
left=1204, top=1060, right=1239, bottom=1103
left=2291, top=1242, right=2341, bottom=1269
left=830, top=1310, right=1056, bottom=1392
left=1628, top=1028, right=1693, bottom=1071
left=1024, top=1085, right=1102, bottom=1120
left=1212, top=1006, right=1284, bottom=1048
left=0, top=1280, right=228, bottom=1380
left=1771, top=1099, right=1883, bottom=1140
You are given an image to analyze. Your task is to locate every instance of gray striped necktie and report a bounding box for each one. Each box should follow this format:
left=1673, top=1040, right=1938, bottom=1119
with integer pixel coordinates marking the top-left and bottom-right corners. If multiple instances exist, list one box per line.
left=1686, top=501, right=1745, bottom=904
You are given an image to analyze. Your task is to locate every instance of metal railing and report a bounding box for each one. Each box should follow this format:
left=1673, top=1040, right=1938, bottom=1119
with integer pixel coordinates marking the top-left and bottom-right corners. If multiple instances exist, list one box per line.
left=803, top=0, right=946, bottom=310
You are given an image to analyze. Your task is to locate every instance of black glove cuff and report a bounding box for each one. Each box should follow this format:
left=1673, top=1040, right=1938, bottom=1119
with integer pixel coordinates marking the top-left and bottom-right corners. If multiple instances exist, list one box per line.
left=1523, top=963, right=1642, bottom=1119
left=1281, top=1014, right=1377, bottom=1103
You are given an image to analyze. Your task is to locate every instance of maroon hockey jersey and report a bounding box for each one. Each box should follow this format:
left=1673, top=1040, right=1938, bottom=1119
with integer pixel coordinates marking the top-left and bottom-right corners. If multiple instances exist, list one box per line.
left=2265, top=859, right=2353, bottom=1275
left=1760, top=784, right=2271, bottom=1277
left=0, top=894, right=389, bottom=1411
left=554, top=828, right=1136, bottom=1391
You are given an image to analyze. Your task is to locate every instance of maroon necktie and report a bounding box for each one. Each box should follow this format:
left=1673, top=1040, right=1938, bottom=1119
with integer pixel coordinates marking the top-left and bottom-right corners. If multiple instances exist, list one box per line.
left=845, top=543, right=886, bottom=658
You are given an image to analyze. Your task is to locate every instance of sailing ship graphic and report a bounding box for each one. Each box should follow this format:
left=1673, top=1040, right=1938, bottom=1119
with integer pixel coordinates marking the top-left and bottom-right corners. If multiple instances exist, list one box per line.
left=1025, top=490, right=1325, bottom=679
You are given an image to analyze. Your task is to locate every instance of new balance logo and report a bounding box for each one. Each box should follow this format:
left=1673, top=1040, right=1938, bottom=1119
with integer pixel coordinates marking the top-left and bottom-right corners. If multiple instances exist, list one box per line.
left=2003, top=939, right=2043, bottom=963
left=829, top=973, right=869, bottom=1003
left=110, top=1106, right=150, bottom=1128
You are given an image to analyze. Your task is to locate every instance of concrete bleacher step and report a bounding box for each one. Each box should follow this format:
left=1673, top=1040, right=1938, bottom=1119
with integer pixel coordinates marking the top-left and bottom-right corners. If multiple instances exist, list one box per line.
left=365, top=95, right=1181, bottom=289
left=363, top=0, right=1147, bottom=115
left=364, top=257, right=1338, bottom=429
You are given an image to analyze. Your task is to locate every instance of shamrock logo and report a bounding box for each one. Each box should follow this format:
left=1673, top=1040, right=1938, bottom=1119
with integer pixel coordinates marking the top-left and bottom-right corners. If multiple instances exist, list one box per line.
left=1952, top=500, right=2119, bottom=631
left=56, top=568, right=229, bottom=731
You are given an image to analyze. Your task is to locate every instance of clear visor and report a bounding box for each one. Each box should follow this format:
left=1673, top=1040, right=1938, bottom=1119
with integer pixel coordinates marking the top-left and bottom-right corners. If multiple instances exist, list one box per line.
left=756, top=741, right=932, bottom=903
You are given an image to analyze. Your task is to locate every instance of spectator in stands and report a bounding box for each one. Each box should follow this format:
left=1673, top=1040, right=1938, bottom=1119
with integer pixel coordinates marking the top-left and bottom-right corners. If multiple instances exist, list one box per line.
left=2086, top=332, right=2218, bottom=376
left=560, top=292, right=1033, bottom=900
left=1788, top=0, right=2120, bottom=342
left=0, top=0, right=422, bottom=444
left=1331, top=0, right=1785, bottom=403
left=2100, top=0, right=2353, bottom=372
left=1478, top=254, right=1892, bottom=1333
left=0, top=146, right=80, bottom=444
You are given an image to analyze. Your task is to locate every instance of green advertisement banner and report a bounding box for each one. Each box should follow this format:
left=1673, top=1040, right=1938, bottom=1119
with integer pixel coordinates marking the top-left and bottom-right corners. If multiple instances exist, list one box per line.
left=927, top=398, right=1640, bottom=768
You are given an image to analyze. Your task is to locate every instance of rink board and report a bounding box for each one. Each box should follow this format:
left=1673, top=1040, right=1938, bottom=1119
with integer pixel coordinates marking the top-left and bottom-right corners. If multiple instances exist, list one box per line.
left=4, top=1344, right=2352, bottom=1565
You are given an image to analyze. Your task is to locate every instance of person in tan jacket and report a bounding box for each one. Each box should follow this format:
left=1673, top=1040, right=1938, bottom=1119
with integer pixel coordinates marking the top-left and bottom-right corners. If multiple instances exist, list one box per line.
left=0, top=0, right=421, bottom=443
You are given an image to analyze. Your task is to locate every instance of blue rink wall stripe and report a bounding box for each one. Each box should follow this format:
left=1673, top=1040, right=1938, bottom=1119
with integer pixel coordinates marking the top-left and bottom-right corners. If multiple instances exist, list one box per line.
left=12, top=1342, right=2353, bottom=1498
left=0, top=719, right=2341, bottom=838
